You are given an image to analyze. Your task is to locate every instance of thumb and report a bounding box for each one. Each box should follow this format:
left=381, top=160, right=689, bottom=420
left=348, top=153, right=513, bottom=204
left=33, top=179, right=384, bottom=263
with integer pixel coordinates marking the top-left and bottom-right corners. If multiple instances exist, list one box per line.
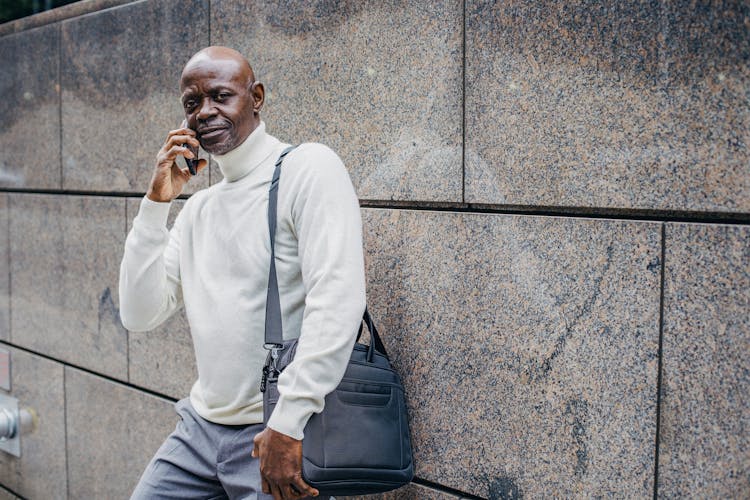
left=251, top=434, right=261, bottom=458
left=195, top=158, right=209, bottom=175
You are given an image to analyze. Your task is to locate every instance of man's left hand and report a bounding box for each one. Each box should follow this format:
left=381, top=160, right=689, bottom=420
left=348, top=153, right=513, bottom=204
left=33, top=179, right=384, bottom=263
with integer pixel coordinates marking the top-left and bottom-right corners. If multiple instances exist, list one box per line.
left=252, top=427, right=319, bottom=499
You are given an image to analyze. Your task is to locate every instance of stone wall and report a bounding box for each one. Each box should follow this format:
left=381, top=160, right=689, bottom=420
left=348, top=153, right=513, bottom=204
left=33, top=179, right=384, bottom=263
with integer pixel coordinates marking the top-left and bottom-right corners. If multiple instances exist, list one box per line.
left=0, top=0, right=747, bottom=498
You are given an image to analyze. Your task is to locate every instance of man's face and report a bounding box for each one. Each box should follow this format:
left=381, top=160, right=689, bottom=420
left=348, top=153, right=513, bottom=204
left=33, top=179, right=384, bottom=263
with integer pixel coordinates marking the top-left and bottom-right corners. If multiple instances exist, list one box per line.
left=180, top=57, right=259, bottom=155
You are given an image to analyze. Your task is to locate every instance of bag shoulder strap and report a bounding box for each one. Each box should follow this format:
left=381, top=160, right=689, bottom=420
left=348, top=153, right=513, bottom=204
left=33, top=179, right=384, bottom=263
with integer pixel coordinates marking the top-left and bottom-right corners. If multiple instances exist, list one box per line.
left=264, top=146, right=297, bottom=347
left=264, top=146, right=389, bottom=359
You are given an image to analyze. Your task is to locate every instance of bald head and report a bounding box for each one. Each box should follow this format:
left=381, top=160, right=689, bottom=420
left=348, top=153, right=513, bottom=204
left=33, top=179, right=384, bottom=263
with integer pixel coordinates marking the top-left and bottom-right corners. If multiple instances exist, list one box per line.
left=181, top=46, right=256, bottom=86
left=179, top=46, right=264, bottom=155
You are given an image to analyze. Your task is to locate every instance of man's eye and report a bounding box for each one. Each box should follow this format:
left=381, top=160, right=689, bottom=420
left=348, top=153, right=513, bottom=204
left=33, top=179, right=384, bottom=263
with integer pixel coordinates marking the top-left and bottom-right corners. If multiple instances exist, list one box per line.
left=183, top=100, right=196, bottom=110
left=215, top=93, right=230, bottom=102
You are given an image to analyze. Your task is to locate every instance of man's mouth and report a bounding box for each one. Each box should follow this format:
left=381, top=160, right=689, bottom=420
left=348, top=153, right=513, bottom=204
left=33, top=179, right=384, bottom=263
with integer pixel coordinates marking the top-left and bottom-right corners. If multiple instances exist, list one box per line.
left=198, top=125, right=228, bottom=140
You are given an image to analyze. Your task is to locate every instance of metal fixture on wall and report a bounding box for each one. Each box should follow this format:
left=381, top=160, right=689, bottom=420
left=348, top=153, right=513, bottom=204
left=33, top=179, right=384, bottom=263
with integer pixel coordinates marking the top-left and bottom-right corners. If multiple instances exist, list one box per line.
left=0, top=393, right=37, bottom=458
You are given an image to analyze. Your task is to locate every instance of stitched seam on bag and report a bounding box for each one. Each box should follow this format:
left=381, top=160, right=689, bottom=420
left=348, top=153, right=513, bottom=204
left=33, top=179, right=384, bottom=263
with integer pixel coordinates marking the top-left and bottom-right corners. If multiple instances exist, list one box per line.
left=335, top=387, right=390, bottom=394
left=346, top=361, right=397, bottom=372
left=334, top=391, right=392, bottom=408
left=339, top=377, right=403, bottom=388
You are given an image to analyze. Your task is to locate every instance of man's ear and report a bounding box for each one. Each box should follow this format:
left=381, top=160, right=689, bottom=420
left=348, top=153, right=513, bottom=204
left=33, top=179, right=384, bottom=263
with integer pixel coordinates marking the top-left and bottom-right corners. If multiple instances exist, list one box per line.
left=250, top=81, right=265, bottom=114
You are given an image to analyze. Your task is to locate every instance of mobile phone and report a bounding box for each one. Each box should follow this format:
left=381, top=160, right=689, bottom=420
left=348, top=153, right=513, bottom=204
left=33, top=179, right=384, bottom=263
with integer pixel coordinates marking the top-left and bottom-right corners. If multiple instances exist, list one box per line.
left=181, top=120, right=199, bottom=176
left=185, top=144, right=199, bottom=176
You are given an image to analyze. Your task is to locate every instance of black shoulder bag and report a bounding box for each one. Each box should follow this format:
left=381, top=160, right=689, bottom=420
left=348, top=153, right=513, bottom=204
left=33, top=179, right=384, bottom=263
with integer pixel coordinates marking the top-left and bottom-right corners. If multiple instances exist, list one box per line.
left=260, top=146, right=414, bottom=496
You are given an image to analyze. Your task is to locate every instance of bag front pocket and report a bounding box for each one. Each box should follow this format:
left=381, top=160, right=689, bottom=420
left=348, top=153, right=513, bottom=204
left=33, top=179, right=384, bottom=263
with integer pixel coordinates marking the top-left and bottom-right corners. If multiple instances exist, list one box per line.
left=304, top=382, right=406, bottom=470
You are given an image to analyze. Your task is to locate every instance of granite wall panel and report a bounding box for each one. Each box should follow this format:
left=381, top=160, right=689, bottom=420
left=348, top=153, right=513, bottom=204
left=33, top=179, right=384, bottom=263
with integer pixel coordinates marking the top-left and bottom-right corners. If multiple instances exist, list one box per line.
left=0, top=24, right=61, bottom=189
left=60, top=0, right=210, bottom=194
left=126, top=198, right=197, bottom=398
left=659, top=223, right=750, bottom=497
left=465, top=0, right=749, bottom=213
left=10, top=194, right=128, bottom=379
left=0, top=347, right=66, bottom=499
left=361, top=209, right=661, bottom=498
left=65, top=367, right=176, bottom=498
left=0, top=1, right=746, bottom=499
left=0, top=195, right=8, bottom=342
left=211, top=0, right=463, bottom=201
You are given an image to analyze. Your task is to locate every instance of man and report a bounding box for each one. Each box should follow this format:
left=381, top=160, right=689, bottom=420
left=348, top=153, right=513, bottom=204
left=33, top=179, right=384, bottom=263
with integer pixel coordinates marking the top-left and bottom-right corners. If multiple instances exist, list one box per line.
left=119, top=46, right=366, bottom=500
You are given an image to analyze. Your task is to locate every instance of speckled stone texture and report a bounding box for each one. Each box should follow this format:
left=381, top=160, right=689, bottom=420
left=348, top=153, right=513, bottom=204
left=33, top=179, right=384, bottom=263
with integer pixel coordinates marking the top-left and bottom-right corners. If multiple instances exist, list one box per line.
left=0, top=196, right=8, bottom=342
left=342, top=483, right=460, bottom=500
left=211, top=0, right=463, bottom=202
left=65, top=367, right=177, bottom=499
left=659, top=1, right=750, bottom=214
left=127, top=198, right=197, bottom=398
left=0, top=347, right=66, bottom=499
left=0, top=24, right=60, bottom=189
left=60, top=0, right=209, bottom=193
left=465, top=0, right=749, bottom=213
left=0, top=0, right=134, bottom=36
left=361, top=209, right=661, bottom=498
left=9, top=194, right=128, bottom=379
left=659, top=223, right=750, bottom=497
left=0, top=488, right=19, bottom=500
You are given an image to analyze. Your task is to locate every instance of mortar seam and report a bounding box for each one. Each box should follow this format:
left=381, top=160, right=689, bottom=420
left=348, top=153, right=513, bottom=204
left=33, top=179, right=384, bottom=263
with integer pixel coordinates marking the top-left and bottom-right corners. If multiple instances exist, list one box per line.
left=57, top=22, right=63, bottom=189
left=0, top=340, right=178, bottom=403
left=207, top=0, right=211, bottom=44
left=0, top=482, right=27, bottom=500
left=653, top=223, right=667, bottom=499
left=64, top=365, right=70, bottom=500
left=6, top=195, right=11, bottom=344
left=413, top=476, right=486, bottom=499
left=461, top=0, right=466, bottom=204
left=0, top=189, right=749, bottom=225
left=124, top=200, right=130, bottom=384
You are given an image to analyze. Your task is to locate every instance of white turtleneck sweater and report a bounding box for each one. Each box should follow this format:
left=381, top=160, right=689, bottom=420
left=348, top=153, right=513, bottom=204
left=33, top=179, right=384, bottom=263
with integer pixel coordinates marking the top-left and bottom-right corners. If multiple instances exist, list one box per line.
left=119, top=122, right=366, bottom=439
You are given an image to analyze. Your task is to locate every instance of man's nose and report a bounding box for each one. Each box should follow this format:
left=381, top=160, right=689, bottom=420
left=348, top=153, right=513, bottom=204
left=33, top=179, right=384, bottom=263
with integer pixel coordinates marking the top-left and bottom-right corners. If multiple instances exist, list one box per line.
left=196, top=98, right=217, bottom=120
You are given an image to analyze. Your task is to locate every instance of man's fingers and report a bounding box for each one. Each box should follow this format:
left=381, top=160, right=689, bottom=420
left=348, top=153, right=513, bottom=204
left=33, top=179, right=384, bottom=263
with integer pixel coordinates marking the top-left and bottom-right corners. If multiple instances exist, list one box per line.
left=261, top=478, right=271, bottom=494
left=291, top=475, right=318, bottom=498
left=175, top=144, right=196, bottom=159
left=286, top=484, right=304, bottom=500
left=269, top=483, right=285, bottom=500
left=159, top=145, right=193, bottom=167
left=288, top=482, right=314, bottom=500
left=165, top=133, right=200, bottom=150
left=166, top=127, right=196, bottom=139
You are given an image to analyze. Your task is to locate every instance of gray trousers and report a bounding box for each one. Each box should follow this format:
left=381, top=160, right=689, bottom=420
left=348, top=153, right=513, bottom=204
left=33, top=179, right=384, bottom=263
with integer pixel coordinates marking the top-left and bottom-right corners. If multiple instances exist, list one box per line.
left=131, top=399, right=325, bottom=500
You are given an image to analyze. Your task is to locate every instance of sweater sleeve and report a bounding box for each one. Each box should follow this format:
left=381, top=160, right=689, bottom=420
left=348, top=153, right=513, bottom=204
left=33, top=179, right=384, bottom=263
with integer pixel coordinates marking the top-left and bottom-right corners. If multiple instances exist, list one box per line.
left=119, top=196, right=183, bottom=332
left=266, top=144, right=367, bottom=440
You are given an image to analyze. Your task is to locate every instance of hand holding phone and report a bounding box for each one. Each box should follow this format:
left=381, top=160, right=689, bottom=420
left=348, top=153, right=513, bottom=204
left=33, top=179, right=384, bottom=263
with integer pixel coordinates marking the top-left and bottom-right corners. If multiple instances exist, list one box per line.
left=148, top=122, right=205, bottom=202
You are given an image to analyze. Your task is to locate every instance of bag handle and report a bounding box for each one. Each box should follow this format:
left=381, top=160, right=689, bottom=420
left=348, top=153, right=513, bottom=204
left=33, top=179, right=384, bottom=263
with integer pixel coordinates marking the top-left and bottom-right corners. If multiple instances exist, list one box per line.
left=360, top=307, right=388, bottom=362
left=264, top=147, right=388, bottom=361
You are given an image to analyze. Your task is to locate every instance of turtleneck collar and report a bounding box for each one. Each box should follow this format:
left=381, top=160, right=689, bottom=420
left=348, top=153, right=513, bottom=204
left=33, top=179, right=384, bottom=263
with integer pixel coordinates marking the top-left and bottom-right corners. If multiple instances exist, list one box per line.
left=213, top=121, right=276, bottom=182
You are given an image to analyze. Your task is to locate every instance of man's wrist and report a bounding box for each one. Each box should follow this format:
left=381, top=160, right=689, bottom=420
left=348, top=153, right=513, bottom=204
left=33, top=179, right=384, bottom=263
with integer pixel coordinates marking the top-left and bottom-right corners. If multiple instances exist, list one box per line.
left=265, top=426, right=301, bottom=443
left=146, top=188, right=172, bottom=203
